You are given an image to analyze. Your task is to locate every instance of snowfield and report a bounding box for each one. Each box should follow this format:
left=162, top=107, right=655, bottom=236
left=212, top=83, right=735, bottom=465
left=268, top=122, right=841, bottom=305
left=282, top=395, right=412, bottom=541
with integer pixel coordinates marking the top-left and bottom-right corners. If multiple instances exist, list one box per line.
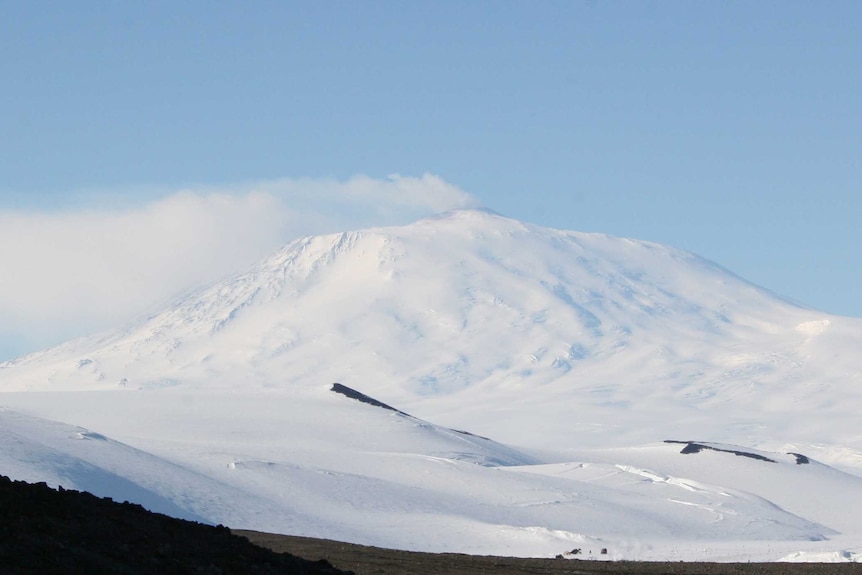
left=1, top=209, right=861, bottom=562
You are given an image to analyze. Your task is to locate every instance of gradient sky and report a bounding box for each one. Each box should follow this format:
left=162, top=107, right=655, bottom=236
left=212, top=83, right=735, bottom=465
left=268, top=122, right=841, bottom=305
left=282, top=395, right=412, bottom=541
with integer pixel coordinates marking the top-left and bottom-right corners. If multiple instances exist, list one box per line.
left=1, top=1, right=860, bottom=360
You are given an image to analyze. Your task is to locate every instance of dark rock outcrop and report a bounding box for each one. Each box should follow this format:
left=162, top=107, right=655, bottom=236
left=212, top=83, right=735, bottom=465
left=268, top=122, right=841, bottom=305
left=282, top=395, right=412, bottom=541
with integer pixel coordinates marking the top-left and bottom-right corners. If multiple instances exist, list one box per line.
left=665, top=441, right=777, bottom=462
left=666, top=441, right=813, bottom=465
left=330, top=383, right=410, bottom=415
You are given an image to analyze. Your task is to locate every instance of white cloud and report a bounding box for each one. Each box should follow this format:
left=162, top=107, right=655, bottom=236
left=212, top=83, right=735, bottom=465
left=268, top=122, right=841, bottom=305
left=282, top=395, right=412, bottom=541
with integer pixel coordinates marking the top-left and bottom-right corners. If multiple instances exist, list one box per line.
left=0, top=174, right=478, bottom=359
left=241, top=173, right=480, bottom=226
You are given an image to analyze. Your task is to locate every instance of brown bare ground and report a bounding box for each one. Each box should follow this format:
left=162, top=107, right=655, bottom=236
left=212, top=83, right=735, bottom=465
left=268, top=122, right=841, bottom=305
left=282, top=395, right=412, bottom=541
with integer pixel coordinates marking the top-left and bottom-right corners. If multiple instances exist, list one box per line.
left=237, top=530, right=862, bottom=575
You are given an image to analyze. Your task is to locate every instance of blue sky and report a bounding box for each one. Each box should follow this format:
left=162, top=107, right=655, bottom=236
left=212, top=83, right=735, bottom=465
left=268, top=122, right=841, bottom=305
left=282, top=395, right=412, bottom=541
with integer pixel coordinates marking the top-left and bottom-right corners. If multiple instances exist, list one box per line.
left=1, top=2, right=860, bottom=359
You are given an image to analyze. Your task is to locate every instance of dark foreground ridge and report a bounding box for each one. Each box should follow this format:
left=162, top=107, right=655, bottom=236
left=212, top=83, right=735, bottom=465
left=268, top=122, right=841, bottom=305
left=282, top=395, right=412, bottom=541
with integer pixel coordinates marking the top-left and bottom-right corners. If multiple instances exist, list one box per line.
left=0, top=475, right=349, bottom=575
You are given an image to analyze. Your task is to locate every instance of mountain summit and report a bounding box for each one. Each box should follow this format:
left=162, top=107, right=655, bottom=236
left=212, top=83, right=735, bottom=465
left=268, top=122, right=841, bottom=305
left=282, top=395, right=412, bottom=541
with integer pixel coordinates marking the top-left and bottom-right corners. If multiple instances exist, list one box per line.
left=2, top=209, right=860, bottom=449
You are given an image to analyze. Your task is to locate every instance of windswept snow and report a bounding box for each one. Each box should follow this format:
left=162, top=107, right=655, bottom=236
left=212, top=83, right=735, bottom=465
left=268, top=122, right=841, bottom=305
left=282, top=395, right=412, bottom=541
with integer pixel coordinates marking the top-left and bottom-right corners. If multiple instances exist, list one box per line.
left=1, top=209, right=862, bottom=561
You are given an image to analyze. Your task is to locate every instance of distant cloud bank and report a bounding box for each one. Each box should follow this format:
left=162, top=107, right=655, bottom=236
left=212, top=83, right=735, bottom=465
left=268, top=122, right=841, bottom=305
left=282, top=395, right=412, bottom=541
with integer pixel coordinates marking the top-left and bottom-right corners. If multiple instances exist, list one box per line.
left=0, top=174, right=478, bottom=360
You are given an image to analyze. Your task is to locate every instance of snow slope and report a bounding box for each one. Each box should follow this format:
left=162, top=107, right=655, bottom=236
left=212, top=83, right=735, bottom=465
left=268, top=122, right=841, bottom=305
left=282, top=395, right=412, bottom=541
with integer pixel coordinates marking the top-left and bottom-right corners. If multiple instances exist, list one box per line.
left=3, top=389, right=860, bottom=561
left=1, top=209, right=861, bottom=560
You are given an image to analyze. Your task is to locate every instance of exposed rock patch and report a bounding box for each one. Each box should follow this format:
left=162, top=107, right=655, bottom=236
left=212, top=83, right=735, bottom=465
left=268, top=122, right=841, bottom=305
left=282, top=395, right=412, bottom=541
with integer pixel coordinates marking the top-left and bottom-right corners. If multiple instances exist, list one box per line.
left=666, top=441, right=777, bottom=462
left=666, top=441, right=812, bottom=465
left=330, top=383, right=410, bottom=416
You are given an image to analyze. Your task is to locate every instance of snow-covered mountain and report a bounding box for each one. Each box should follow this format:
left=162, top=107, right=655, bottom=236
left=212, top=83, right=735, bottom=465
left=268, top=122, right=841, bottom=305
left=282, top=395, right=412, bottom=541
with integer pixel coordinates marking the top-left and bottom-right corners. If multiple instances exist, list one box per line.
left=3, top=209, right=859, bottom=450
left=1, top=209, right=861, bottom=561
